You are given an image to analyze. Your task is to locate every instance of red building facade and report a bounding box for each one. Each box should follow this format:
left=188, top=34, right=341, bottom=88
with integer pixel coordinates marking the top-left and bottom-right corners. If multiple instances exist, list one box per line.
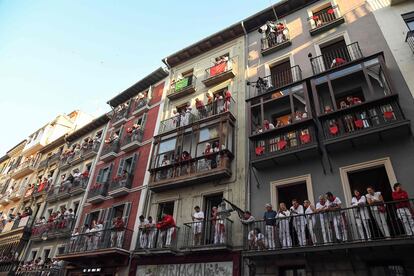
left=58, top=68, right=168, bottom=276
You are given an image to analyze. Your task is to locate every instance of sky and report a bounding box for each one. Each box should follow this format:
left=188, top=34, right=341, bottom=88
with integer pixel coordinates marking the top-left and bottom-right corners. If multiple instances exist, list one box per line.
left=0, top=0, right=276, bottom=155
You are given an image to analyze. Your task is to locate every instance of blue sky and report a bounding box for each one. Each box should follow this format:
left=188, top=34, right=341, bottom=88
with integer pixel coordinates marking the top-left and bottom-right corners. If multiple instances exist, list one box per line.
left=0, top=0, right=275, bottom=155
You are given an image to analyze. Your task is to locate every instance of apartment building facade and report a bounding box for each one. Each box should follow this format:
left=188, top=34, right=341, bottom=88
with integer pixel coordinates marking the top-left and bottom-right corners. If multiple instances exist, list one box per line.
left=57, top=68, right=168, bottom=276
left=20, top=114, right=109, bottom=275
left=130, top=22, right=248, bottom=276
left=243, top=0, right=414, bottom=275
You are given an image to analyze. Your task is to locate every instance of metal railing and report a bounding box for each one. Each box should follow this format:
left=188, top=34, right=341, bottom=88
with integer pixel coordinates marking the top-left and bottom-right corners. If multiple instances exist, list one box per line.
left=252, top=125, right=316, bottom=160
left=248, top=66, right=302, bottom=98
left=111, top=105, right=130, bottom=123
left=134, top=97, right=150, bottom=112
left=101, top=140, right=120, bottom=156
left=406, top=30, right=414, bottom=54
left=15, top=265, right=64, bottom=276
left=121, top=130, right=143, bottom=147
left=169, top=75, right=197, bottom=95
left=261, top=25, right=290, bottom=52
left=308, top=5, right=341, bottom=30
left=151, top=150, right=232, bottom=184
left=81, top=142, right=100, bottom=157
left=136, top=226, right=179, bottom=251
left=87, top=182, right=109, bottom=199
left=243, top=199, right=414, bottom=251
left=320, top=96, right=404, bottom=140
left=37, top=159, right=49, bottom=170
left=158, top=96, right=235, bottom=134
left=183, top=218, right=233, bottom=248
left=31, top=217, right=76, bottom=239
left=205, top=57, right=235, bottom=79
left=62, top=228, right=133, bottom=254
left=310, top=42, right=363, bottom=74
left=14, top=159, right=36, bottom=173
left=109, top=175, right=133, bottom=192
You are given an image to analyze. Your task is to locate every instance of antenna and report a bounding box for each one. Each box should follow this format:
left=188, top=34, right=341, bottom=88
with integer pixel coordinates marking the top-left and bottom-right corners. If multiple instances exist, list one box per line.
left=270, top=0, right=279, bottom=22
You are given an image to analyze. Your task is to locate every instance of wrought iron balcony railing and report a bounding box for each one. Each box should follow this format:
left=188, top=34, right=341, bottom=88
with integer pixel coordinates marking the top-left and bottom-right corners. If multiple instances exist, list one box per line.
left=135, top=226, right=179, bottom=251
left=247, top=66, right=302, bottom=98
left=87, top=181, right=109, bottom=199
left=243, top=199, right=414, bottom=252
left=308, top=5, right=344, bottom=35
left=182, top=218, right=233, bottom=249
left=310, top=42, right=364, bottom=75
left=158, top=96, right=235, bottom=134
left=120, top=130, right=143, bottom=152
left=203, top=57, right=236, bottom=87
left=261, top=24, right=291, bottom=55
left=31, top=217, right=76, bottom=240
left=61, top=228, right=133, bottom=254
left=168, top=75, right=197, bottom=100
left=108, top=175, right=133, bottom=197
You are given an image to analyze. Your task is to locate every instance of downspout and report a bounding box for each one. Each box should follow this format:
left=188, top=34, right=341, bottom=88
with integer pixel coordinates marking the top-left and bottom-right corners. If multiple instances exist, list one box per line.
left=241, top=20, right=251, bottom=213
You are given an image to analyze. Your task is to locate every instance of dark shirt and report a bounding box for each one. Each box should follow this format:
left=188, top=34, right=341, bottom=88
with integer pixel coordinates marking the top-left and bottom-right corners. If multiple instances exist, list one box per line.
left=263, top=210, right=277, bottom=225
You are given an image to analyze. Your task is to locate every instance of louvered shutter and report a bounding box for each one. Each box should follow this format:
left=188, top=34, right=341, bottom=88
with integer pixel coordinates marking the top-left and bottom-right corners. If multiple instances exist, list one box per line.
left=122, top=202, right=132, bottom=228
left=130, top=153, right=138, bottom=174
left=117, top=158, right=125, bottom=176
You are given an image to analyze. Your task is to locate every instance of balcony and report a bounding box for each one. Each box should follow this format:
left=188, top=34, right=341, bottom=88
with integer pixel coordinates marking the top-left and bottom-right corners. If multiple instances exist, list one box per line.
left=243, top=199, right=414, bottom=257
left=406, top=30, right=414, bottom=54
left=58, top=228, right=133, bottom=260
left=181, top=219, right=233, bottom=251
left=132, top=98, right=150, bottom=115
left=251, top=121, right=319, bottom=168
left=23, top=186, right=34, bottom=202
left=11, top=159, right=36, bottom=179
left=260, top=23, right=291, bottom=56
left=167, top=75, right=197, bottom=100
left=310, top=42, right=364, bottom=75
left=149, top=150, right=233, bottom=192
left=120, top=130, right=143, bottom=152
left=111, top=105, right=130, bottom=128
left=46, top=186, right=58, bottom=203
left=247, top=66, right=302, bottom=99
left=37, top=158, right=49, bottom=170
left=16, top=265, right=63, bottom=275
left=69, top=176, right=88, bottom=196
left=30, top=217, right=76, bottom=241
left=202, top=57, right=236, bottom=87
left=82, top=142, right=100, bottom=160
left=0, top=216, right=33, bottom=234
left=158, top=96, right=236, bottom=134
left=0, top=196, right=10, bottom=206
left=308, top=5, right=345, bottom=36
left=86, top=182, right=108, bottom=204
left=32, top=182, right=49, bottom=198
left=319, top=95, right=410, bottom=147
left=135, top=226, right=179, bottom=255
left=100, top=141, right=120, bottom=162
left=108, top=175, right=133, bottom=198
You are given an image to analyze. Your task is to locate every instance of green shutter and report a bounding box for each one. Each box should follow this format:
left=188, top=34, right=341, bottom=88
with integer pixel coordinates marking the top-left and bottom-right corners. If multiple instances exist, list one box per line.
left=174, top=77, right=189, bottom=92
left=117, top=158, right=125, bottom=176
left=130, top=153, right=138, bottom=174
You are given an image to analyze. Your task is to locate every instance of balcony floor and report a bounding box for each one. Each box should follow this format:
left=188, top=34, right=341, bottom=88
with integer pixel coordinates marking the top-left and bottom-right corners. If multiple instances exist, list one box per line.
left=309, top=17, right=345, bottom=36
left=149, top=167, right=232, bottom=192
left=202, top=70, right=235, bottom=87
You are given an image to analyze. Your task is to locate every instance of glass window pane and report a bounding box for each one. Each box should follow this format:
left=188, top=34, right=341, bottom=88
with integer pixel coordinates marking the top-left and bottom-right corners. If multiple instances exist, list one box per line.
left=159, top=138, right=176, bottom=154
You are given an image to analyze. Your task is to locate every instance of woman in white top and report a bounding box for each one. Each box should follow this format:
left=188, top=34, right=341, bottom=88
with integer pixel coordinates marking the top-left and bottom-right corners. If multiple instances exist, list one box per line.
left=277, top=203, right=292, bottom=248
left=351, top=190, right=371, bottom=240
left=366, top=186, right=390, bottom=238
left=304, top=200, right=317, bottom=245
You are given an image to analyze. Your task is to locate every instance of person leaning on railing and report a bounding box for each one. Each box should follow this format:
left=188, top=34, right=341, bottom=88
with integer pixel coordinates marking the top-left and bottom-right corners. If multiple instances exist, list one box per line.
left=111, top=217, right=125, bottom=248
left=392, top=183, right=414, bottom=236
left=156, top=213, right=176, bottom=247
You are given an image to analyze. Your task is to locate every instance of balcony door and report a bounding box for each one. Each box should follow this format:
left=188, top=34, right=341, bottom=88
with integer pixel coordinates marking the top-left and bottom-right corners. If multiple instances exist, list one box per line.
left=276, top=182, right=308, bottom=209
left=270, top=60, right=293, bottom=90
left=157, top=201, right=175, bottom=222
left=203, top=193, right=223, bottom=245
left=320, top=38, right=350, bottom=70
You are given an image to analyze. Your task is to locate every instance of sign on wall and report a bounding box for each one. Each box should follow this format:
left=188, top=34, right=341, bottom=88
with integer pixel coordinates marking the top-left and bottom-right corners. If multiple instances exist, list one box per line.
left=136, top=261, right=233, bottom=276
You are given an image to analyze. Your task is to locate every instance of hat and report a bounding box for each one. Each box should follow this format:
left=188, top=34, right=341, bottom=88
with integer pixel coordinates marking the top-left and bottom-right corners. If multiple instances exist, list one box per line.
left=265, top=203, right=272, bottom=208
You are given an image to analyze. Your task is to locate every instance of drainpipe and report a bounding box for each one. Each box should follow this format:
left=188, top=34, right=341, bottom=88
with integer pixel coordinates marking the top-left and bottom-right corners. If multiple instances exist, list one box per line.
left=241, top=20, right=251, bottom=213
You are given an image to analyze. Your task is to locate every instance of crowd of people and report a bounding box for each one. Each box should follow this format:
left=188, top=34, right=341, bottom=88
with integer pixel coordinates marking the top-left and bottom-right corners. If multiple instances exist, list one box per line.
left=32, top=207, right=75, bottom=236
left=164, top=90, right=232, bottom=132
left=0, top=207, right=32, bottom=232
left=243, top=183, right=414, bottom=250
left=16, top=257, right=64, bottom=275
left=60, top=133, right=101, bottom=162
left=258, top=21, right=289, bottom=49
left=51, top=168, right=89, bottom=194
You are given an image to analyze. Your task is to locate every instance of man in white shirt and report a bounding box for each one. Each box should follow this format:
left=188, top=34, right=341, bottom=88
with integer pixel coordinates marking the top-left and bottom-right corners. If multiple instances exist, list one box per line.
left=366, top=186, right=390, bottom=238
left=147, top=216, right=156, bottom=249
left=138, top=215, right=149, bottom=249
left=326, top=192, right=347, bottom=242
left=351, top=190, right=371, bottom=240
left=192, top=206, right=204, bottom=246
left=290, top=199, right=306, bottom=246
left=316, top=195, right=332, bottom=244
left=277, top=203, right=291, bottom=248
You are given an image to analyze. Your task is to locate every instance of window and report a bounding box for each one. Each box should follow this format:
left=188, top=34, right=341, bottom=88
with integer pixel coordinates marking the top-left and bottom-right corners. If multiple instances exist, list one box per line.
left=73, top=201, right=80, bottom=215
left=43, top=249, right=51, bottom=259
left=117, top=154, right=138, bottom=176
left=157, top=201, right=175, bottom=221
left=402, top=12, right=414, bottom=31
left=96, top=165, right=112, bottom=183
left=280, top=267, right=306, bottom=276
left=270, top=175, right=314, bottom=209
left=270, top=59, right=293, bottom=89
left=30, top=250, right=38, bottom=261
left=57, top=247, right=65, bottom=255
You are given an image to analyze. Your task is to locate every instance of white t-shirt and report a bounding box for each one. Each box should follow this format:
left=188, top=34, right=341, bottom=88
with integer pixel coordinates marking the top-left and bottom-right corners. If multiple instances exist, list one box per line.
left=138, top=219, right=149, bottom=228
left=277, top=210, right=290, bottom=218
left=351, top=195, right=367, bottom=206
left=193, top=211, right=204, bottom=221
left=316, top=201, right=328, bottom=211
left=290, top=205, right=304, bottom=216
left=327, top=197, right=342, bottom=208
left=366, top=191, right=382, bottom=202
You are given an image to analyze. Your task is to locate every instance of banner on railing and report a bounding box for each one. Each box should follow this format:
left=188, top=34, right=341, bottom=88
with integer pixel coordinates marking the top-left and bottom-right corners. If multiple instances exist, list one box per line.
left=136, top=262, right=232, bottom=276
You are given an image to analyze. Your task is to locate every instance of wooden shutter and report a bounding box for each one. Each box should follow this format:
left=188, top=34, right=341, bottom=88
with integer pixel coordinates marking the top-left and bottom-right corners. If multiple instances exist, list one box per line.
left=117, top=158, right=125, bottom=176
left=104, top=207, right=114, bottom=229
left=130, top=153, right=138, bottom=174
left=141, top=113, right=148, bottom=129
left=96, top=168, right=104, bottom=183
left=122, top=202, right=132, bottom=228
